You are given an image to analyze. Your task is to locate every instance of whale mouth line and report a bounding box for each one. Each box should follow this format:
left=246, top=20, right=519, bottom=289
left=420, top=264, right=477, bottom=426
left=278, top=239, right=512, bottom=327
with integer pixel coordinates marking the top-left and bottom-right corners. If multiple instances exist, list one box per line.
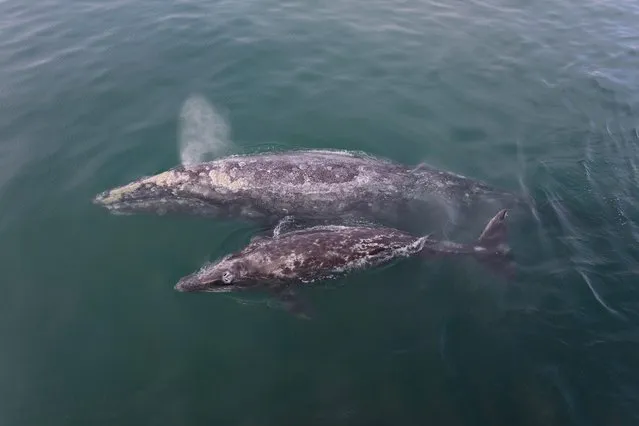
left=93, top=190, right=224, bottom=210
left=203, top=285, right=234, bottom=293
left=175, top=277, right=236, bottom=293
left=94, top=190, right=179, bottom=204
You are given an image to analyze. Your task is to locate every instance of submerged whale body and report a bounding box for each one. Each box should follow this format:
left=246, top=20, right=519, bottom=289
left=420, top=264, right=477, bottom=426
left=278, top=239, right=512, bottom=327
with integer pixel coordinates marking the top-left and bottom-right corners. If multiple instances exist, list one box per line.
left=93, top=149, right=522, bottom=232
left=174, top=209, right=513, bottom=317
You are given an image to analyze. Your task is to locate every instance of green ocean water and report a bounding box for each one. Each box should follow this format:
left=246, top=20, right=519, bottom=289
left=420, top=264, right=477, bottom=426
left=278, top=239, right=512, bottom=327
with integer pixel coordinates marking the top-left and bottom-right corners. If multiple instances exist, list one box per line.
left=2, top=0, right=639, bottom=424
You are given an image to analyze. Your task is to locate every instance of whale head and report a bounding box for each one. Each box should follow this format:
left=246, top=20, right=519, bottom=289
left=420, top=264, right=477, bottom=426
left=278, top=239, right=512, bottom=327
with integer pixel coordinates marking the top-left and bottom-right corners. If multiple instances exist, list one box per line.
left=93, top=163, right=262, bottom=219
left=174, top=254, right=260, bottom=293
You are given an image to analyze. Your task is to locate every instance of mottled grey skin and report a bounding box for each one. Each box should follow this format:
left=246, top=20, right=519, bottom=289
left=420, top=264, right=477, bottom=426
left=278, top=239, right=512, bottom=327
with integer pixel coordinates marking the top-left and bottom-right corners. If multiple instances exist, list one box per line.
left=93, top=149, right=522, bottom=230
left=174, top=209, right=512, bottom=298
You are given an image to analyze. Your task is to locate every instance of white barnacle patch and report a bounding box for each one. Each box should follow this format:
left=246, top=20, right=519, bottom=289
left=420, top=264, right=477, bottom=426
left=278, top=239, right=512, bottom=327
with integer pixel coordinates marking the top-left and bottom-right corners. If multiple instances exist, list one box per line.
left=99, top=180, right=144, bottom=203
left=143, top=171, right=181, bottom=187
left=332, top=254, right=375, bottom=275
left=195, top=258, right=225, bottom=279
left=208, top=169, right=248, bottom=193
left=326, top=236, right=405, bottom=276
left=97, top=171, right=190, bottom=204
left=276, top=253, right=305, bottom=276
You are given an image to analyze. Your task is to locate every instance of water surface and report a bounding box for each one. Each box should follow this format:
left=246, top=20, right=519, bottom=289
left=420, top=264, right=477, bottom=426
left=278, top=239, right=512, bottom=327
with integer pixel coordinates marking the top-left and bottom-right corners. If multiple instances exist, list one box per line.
left=1, top=0, right=639, bottom=424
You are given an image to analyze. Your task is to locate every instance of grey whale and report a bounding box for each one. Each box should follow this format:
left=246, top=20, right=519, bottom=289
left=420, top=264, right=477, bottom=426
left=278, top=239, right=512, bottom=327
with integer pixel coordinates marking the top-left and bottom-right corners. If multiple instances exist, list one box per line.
left=94, top=149, right=522, bottom=232
left=174, top=209, right=513, bottom=318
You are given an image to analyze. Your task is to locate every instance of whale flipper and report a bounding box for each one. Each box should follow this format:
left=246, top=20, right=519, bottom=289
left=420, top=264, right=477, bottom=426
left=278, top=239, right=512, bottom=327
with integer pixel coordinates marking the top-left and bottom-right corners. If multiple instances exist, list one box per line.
left=478, top=209, right=508, bottom=244
left=272, top=215, right=296, bottom=238
left=474, top=209, right=515, bottom=279
left=409, top=162, right=433, bottom=173
left=269, top=287, right=314, bottom=320
left=249, top=216, right=299, bottom=243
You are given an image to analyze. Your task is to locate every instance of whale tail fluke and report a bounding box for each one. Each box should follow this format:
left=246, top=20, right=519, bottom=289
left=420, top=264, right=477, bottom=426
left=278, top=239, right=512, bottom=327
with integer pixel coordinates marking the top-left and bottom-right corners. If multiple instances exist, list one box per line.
left=473, top=209, right=515, bottom=280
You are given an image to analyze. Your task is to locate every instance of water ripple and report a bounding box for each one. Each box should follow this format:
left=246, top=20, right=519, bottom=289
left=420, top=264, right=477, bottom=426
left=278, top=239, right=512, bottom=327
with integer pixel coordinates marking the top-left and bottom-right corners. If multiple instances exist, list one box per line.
left=2, top=0, right=639, bottom=424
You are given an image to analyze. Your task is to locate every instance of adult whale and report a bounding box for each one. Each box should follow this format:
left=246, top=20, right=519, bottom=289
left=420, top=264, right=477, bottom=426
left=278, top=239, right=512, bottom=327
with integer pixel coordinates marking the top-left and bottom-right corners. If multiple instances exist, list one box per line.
left=174, top=209, right=513, bottom=318
left=93, top=149, right=522, bottom=231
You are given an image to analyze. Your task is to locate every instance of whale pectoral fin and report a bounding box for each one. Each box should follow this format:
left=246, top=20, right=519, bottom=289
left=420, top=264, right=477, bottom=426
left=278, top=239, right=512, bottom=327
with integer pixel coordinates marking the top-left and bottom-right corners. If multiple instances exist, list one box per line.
left=272, top=215, right=297, bottom=238
left=409, top=162, right=432, bottom=173
left=473, top=208, right=515, bottom=280
left=252, top=215, right=307, bottom=243
left=269, top=287, right=314, bottom=320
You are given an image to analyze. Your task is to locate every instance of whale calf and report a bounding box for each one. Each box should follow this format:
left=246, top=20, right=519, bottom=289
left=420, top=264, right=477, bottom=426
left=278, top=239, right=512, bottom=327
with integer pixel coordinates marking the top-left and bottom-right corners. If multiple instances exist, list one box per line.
left=174, top=209, right=513, bottom=317
left=93, top=149, right=522, bottom=232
